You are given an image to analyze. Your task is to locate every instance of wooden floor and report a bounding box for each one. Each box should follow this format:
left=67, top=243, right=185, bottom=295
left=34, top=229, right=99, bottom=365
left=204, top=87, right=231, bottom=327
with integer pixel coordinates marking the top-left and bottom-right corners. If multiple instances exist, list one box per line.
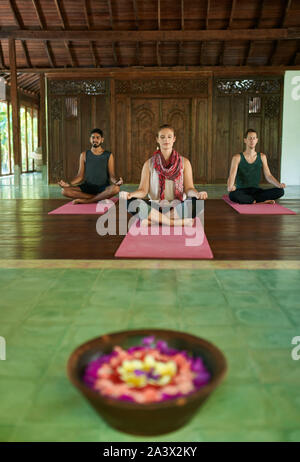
left=0, top=199, right=300, bottom=260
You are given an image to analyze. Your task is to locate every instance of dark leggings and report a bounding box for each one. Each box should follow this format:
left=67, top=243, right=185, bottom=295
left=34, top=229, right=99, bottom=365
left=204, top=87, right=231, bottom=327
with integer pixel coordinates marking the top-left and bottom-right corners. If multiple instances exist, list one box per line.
left=229, top=187, right=284, bottom=204
left=127, top=197, right=199, bottom=219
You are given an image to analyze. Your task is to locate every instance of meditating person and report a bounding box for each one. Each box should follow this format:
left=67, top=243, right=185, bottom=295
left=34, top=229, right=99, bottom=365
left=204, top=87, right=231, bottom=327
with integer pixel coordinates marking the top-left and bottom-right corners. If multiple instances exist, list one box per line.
left=227, top=128, right=285, bottom=204
left=58, top=128, right=123, bottom=204
left=119, top=124, right=208, bottom=226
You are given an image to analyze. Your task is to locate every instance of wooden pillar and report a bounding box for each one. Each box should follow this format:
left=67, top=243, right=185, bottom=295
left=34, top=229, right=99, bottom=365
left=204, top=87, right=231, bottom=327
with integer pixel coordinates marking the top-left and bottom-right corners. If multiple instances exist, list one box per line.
left=39, top=73, right=48, bottom=183
left=9, top=39, right=21, bottom=185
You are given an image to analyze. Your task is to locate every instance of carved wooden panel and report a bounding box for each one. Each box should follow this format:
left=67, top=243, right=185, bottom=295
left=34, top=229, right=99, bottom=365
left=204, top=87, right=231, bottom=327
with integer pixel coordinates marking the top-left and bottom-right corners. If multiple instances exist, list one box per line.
left=49, top=79, right=108, bottom=95
left=116, top=79, right=208, bottom=96
left=130, top=98, right=160, bottom=182
left=161, top=99, right=191, bottom=160
left=212, top=77, right=283, bottom=183
left=48, top=80, right=110, bottom=182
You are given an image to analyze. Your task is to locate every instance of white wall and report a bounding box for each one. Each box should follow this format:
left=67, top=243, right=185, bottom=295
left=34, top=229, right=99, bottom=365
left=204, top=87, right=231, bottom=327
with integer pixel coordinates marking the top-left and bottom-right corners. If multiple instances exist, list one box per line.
left=281, top=71, right=300, bottom=185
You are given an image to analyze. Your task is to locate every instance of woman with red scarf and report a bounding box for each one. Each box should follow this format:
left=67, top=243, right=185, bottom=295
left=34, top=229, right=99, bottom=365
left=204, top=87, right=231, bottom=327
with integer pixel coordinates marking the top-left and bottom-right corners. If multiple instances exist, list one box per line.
left=120, top=124, right=208, bottom=226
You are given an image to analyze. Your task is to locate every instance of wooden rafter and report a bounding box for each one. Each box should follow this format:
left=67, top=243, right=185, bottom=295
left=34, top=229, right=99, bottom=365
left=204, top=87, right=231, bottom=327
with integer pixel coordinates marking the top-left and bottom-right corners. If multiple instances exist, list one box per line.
left=228, top=0, right=236, bottom=29
left=178, top=41, right=184, bottom=66
left=133, top=0, right=139, bottom=29
left=44, top=41, right=55, bottom=67
left=136, top=42, right=140, bottom=66
left=245, top=41, right=254, bottom=65
left=256, top=0, right=265, bottom=29
left=1, top=28, right=299, bottom=41
left=268, top=0, right=292, bottom=67
left=156, top=41, right=161, bottom=66
left=282, top=0, right=292, bottom=27
left=181, top=0, right=184, bottom=30
left=107, top=0, right=114, bottom=29
left=82, top=0, right=98, bottom=67
left=289, top=39, right=300, bottom=64
left=32, top=0, right=55, bottom=68
left=8, top=0, right=32, bottom=68
left=157, top=0, right=161, bottom=30
left=199, top=42, right=203, bottom=65
left=54, top=0, right=76, bottom=67
left=0, top=42, right=6, bottom=68
left=112, top=42, right=118, bottom=66
left=206, top=0, right=210, bottom=30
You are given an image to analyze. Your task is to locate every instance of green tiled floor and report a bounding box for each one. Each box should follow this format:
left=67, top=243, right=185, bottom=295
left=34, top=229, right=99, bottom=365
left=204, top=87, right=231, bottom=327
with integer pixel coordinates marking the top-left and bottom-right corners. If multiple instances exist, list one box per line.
left=0, top=267, right=300, bottom=442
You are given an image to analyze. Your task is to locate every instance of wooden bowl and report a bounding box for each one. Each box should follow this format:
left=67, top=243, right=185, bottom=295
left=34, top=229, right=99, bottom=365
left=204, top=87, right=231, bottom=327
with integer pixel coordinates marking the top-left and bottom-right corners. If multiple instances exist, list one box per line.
left=67, top=329, right=227, bottom=436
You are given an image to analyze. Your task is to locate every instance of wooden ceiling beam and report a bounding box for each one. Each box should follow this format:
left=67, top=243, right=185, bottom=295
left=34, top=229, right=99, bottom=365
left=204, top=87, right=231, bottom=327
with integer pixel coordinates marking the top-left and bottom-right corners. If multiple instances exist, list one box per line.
left=82, top=0, right=98, bottom=67
left=206, top=0, right=210, bottom=30
left=282, top=0, right=292, bottom=27
left=156, top=41, right=161, bottom=67
left=107, top=0, right=114, bottom=29
left=256, top=0, right=265, bottom=29
left=228, top=0, right=236, bottom=29
left=0, top=42, right=7, bottom=68
left=8, top=0, right=32, bottom=68
left=44, top=41, right=55, bottom=67
left=136, top=42, right=140, bottom=66
left=54, top=0, right=75, bottom=67
left=2, top=28, right=299, bottom=41
left=32, top=0, right=56, bottom=68
left=133, top=0, right=139, bottom=29
left=245, top=41, right=254, bottom=65
left=112, top=42, right=118, bottom=66
left=31, top=0, right=46, bottom=29
left=158, top=0, right=161, bottom=30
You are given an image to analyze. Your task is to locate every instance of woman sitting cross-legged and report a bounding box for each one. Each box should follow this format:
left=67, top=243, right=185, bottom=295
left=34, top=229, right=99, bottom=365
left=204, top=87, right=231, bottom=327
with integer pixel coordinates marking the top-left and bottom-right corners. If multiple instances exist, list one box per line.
left=119, top=124, right=208, bottom=227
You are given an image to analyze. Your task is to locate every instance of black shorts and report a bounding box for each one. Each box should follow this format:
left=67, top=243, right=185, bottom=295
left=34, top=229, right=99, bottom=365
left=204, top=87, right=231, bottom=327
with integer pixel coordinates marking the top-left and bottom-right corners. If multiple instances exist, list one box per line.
left=78, top=182, right=109, bottom=195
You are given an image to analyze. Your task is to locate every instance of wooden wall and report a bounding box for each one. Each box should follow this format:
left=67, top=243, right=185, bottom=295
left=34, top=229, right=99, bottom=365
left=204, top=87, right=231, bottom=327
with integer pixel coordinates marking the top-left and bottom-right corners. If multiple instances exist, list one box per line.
left=47, top=72, right=283, bottom=184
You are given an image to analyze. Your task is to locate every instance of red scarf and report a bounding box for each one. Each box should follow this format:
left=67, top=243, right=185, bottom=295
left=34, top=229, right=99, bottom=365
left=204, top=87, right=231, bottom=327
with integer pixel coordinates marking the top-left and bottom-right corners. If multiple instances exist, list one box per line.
left=152, top=149, right=184, bottom=201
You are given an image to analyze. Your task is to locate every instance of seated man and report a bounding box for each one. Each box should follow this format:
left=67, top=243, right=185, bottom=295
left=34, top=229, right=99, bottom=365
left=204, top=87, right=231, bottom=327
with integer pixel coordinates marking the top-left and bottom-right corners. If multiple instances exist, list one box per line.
left=120, top=124, right=207, bottom=227
left=227, top=128, right=285, bottom=204
left=58, top=128, right=123, bottom=204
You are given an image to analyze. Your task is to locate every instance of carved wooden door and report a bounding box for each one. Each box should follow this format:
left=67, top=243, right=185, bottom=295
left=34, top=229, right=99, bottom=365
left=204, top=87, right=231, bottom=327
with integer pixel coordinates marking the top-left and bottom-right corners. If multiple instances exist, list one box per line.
left=130, top=98, right=191, bottom=183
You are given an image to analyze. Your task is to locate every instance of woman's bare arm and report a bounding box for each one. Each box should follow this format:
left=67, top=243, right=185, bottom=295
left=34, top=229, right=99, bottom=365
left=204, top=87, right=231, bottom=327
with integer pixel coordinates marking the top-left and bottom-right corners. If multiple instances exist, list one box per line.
left=184, top=158, right=208, bottom=200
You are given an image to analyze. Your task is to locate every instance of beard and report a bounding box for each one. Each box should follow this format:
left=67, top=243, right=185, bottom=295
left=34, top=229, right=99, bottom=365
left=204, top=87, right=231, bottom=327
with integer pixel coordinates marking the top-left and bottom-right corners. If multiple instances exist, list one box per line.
left=92, top=142, right=101, bottom=148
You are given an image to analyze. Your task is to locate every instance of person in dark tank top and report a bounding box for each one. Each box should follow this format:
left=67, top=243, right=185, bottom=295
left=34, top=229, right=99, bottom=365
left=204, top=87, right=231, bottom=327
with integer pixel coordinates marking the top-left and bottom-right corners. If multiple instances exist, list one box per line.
left=58, top=128, right=123, bottom=204
left=227, top=128, right=285, bottom=204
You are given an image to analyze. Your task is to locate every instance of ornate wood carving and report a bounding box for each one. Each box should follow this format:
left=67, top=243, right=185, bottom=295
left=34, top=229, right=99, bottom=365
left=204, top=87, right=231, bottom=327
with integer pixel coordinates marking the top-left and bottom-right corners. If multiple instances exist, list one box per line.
left=116, top=79, right=208, bottom=95
left=216, top=78, right=281, bottom=95
left=52, top=160, right=64, bottom=180
left=264, top=95, right=280, bottom=117
left=51, top=97, right=62, bottom=120
left=49, top=79, right=107, bottom=95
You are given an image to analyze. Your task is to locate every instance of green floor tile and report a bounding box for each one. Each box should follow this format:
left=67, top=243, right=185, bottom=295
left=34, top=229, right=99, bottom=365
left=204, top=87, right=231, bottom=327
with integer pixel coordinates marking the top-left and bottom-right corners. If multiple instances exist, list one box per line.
left=224, top=291, right=278, bottom=310
left=182, top=306, right=234, bottom=326
left=23, top=377, right=103, bottom=427
left=0, top=345, right=53, bottom=379
left=233, top=307, right=291, bottom=327
left=0, top=425, right=16, bottom=442
left=197, top=428, right=285, bottom=442
left=240, top=327, right=299, bottom=350
left=197, top=384, right=268, bottom=427
left=263, top=385, right=300, bottom=427
left=0, top=378, right=37, bottom=425
left=286, top=430, right=300, bottom=442
left=250, top=349, right=300, bottom=384
left=222, top=348, right=259, bottom=384
left=256, top=270, right=300, bottom=291
left=178, top=289, right=228, bottom=308
left=215, top=270, right=265, bottom=292
left=9, top=322, right=68, bottom=350
left=10, top=423, right=108, bottom=442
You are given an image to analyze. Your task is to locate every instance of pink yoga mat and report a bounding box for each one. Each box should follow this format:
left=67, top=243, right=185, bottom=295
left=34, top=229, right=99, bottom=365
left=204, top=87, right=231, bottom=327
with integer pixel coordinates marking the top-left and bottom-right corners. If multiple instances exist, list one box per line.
left=222, top=195, right=296, bottom=215
left=48, top=197, right=119, bottom=215
left=115, top=217, right=213, bottom=259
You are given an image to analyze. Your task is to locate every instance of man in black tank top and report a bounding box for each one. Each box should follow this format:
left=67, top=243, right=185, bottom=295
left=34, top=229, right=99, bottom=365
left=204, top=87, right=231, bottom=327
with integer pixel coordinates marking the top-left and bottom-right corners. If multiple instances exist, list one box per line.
left=58, top=128, right=123, bottom=204
left=227, top=129, right=285, bottom=204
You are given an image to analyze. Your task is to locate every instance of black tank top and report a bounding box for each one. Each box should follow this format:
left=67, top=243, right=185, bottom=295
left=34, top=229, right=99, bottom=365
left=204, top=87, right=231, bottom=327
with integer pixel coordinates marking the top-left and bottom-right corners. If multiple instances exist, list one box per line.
left=84, top=150, right=111, bottom=187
